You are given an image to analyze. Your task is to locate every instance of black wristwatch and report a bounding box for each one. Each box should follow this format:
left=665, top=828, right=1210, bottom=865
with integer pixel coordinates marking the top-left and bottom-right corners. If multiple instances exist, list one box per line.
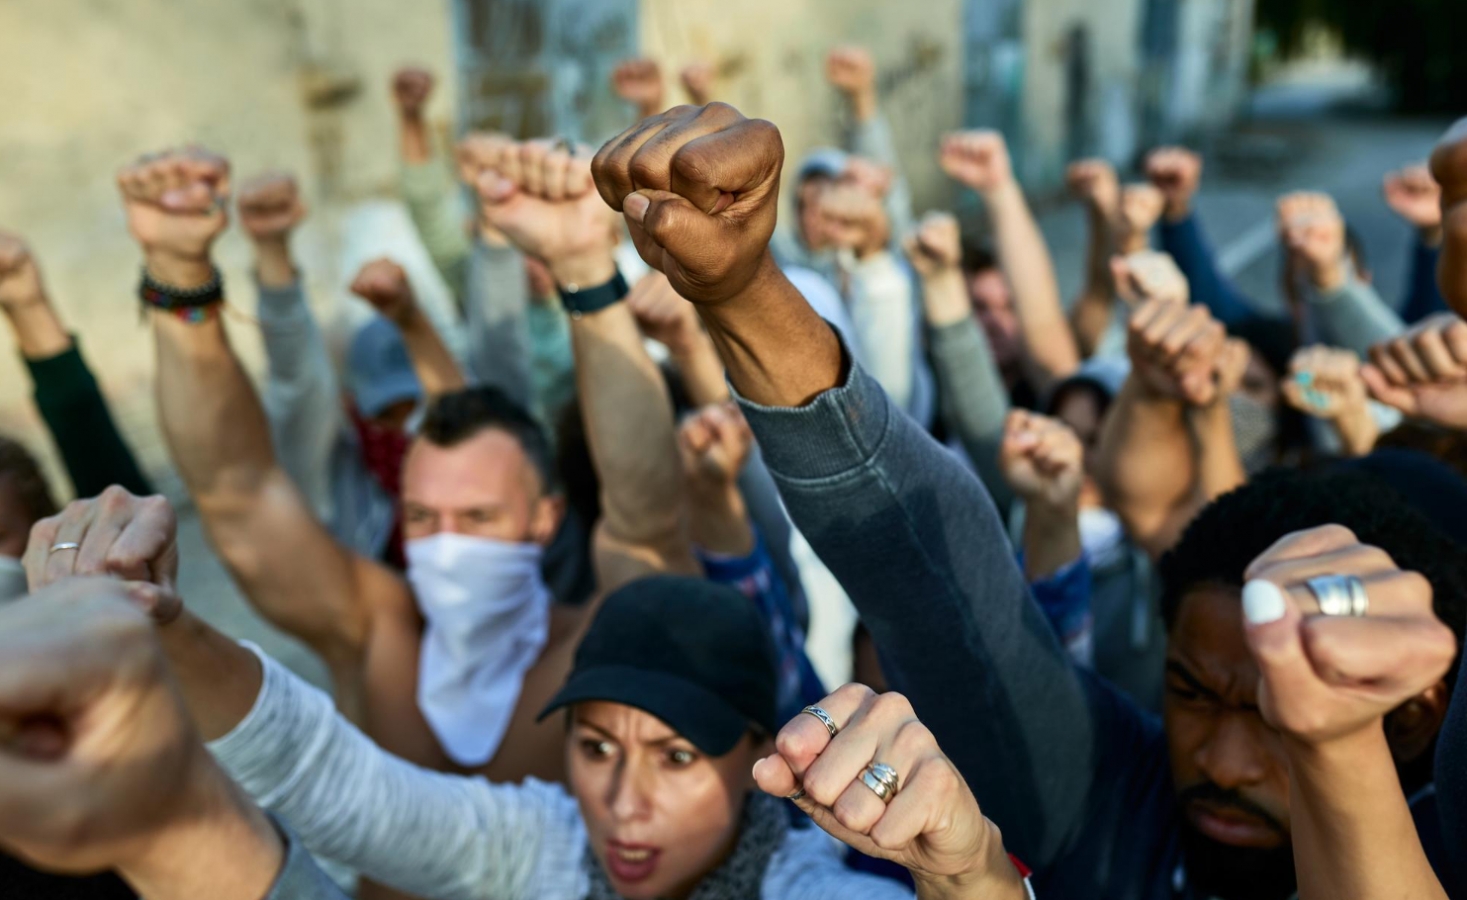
left=557, top=268, right=629, bottom=317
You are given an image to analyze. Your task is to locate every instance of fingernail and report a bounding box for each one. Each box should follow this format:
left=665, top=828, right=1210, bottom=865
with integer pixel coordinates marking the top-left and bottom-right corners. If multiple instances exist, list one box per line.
left=1243, top=580, right=1286, bottom=625
left=623, top=192, right=650, bottom=223
left=751, top=757, right=766, bottom=780
left=1294, top=371, right=1313, bottom=386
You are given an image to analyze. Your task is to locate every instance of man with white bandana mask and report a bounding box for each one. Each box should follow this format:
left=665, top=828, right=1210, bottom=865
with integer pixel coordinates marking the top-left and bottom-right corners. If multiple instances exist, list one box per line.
left=125, top=141, right=700, bottom=793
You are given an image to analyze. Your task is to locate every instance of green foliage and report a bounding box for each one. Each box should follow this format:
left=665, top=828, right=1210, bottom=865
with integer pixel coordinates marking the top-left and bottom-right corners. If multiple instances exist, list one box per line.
left=1256, top=0, right=1466, bottom=111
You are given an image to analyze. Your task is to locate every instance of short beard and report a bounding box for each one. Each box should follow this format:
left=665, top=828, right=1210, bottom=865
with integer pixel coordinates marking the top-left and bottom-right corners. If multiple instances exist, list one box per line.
left=1176, top=784, right=1296, bottom=900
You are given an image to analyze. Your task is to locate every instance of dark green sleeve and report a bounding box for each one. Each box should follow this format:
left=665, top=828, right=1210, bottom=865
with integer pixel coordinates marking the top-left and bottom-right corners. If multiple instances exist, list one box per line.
left=25, top=338, right=153, bottom=498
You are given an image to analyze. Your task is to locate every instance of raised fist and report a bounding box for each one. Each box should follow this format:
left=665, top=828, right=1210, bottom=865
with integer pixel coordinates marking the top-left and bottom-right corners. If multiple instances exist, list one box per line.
left=0, top=581, right=218, bottom=875
left=24, top=485, right=182, bottom=624
left=1361, top=313, right=1467, bottom=430
left=680, top=61, right=715, bottom=106
left=236, top=172, right=306, bottom=245
left=939, top=130, right=1013, bottom=195
left=454, top=131, right=513, bottom=185
left=1430, top=119, right=1467, bottom=316
left=840, top=156, right=894, bottom=199
left=1116, top=183, right=1165, bottom=240
left=678, top=402, right=753, bottom=490
left=1065, top=158, right=1119, bottom=217
left=1144, top=147, right=1203, bottom=221
left=1110, top=250, right=1189, bottom=307
left=612, top=59, right=665, bottom=115
left=1126, top=299, right=1228, bottom=406
left=0, top=231, right=46, bottom=310
left=627, top=271, right=700, bottom=352
left=116, top=147, right=231, bottom=282
left=753, top=684, right=1019, bottom=890
left=903, top=211, right=962, bottom=280
left=818, top=184, right=890, bottom=259
left=1381, top=164, right=1442, bottom=234
left=1283, top=345, right=1369, bottom=421
left=350, top=259, right=418, bottom=326
left=825, top=46, right=876, bottom=97
left=477, top=138, right=617, bottom=287
left=392, top=66, right=435, bottom=120
left=1277, top=191, right=1347, bottom=292
left=998, top=410, right=1084, bottom=511
left=592, top=103, right=784, bottom=305
left=1242, top=525, right=1455, bottom=747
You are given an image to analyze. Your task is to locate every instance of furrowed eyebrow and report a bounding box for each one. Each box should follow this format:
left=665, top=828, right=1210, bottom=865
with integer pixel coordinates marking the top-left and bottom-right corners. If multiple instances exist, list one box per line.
left=1165, top=660, right=1221, bottom=702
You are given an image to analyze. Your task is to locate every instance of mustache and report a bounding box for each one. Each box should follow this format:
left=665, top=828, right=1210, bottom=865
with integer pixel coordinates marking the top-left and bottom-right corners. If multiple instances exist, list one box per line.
left=1177, top=782, right=1286, bottom=835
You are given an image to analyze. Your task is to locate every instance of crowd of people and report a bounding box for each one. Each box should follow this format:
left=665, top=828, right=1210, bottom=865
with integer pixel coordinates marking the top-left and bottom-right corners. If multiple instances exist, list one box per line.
left=0, top=41, right=1464, bottom=900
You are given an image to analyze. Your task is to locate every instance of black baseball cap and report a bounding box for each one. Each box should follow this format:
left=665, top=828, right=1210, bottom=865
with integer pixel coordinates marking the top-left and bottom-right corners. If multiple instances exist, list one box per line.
left=538, top=575, right=779, bottom=756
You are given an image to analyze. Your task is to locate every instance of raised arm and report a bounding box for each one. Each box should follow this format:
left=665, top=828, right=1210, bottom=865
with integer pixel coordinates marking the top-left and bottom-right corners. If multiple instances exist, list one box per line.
left=941, top=131, right=1079, bottom=391
left=628, top=271, right=730, bottom=406
left=1433, top=118, right=1467, bottom=319
left=611, top=59, right=666, bottom=122
left=905, top=212, right=1012, bottom=507
left=0, top=232, right=152, bottom=498
left=477, top=140, right=697, bottom=588
left=350, top=258, right=466, bottom=397
left=119, top=148, right=402, bottom=707
left=393, top=67, right=471, bottom=294
left=1383, top=164, right=1447, bottom=323
left=827, top=46, right=916, bottom=244
left=1282, top=345, right=1379, bottom=457
left=1065, top=160, right=1123, bottom=357
left=592, top=102, right=1111, bottom=870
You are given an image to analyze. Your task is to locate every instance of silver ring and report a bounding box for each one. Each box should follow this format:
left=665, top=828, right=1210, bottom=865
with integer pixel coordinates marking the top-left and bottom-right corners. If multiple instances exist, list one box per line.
left=800, top=705, right=839, bottom=738
left=1306, top=574, right=1369, bottom=617
left=860, top=762, right=900, bottom=804
left=49, top=542, right=81, bottom=553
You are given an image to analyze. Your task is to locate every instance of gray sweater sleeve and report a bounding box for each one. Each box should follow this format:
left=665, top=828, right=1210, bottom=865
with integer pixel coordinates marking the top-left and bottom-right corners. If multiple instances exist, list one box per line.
left=210, top=647, right=586, bottom=900
left=264, top=819, right=351, bottom=900
left=463, top=240, right=536, bottom=414
left=734, top=350, right=1103, bottom=869
left=927, top=316, right=1014, bottom=512
left=1308, top=271, right=1405, bottom=354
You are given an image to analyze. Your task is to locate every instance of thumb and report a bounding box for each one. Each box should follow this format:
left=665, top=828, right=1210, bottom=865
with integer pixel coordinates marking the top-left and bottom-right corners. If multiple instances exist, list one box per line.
left=475, top=170, right=518, bottom=205
left=122, top=581, right=183, bottom=626
left=1241, top=579, right=1316, bottom=718
left=623, top=188, right=718, bottom=254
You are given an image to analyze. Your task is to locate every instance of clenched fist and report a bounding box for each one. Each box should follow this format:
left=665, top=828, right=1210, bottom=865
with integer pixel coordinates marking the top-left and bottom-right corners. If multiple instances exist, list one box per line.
left=0, top=231, right=46, bottom=311
left=592, top=103, right=784, bottom=305
left=903, top=211, right=962, bottom=280
left=477, top=138, right=617, bottom=288
left=680, top=61, right=715, bottom=106
left=350, top=259, right=418, bottom=326
left=825, top=46, right=876, bottom=99
left=678, top=402, right=754, bottom=491
left=1381, top=164, right=1441, bottom=239
left=392, top=67, right=435, bottom=121
left=939, top=131, right=1013, bottom=195
left=1116, top=183, right=1165, bottom=245
left=236, top=173, right=306, bottom=246
left=1361, top=313, right=1467, bottom=430
left=818, top=184, right=889, bottom=258
left=1066, top=159, right=1120, bottom=218
left=612, top=59, right=666, bottom=118
left=117, top=147, right=231, bottom=287
left=998, top=410, right=1084, bottom=512
left=1283, top=346, right=1369, bottom=421
left=1432, top=118, right=1467, bottom=316
left=1145, top=147, right=1203, bottom=222
left=1126, top=299, right=1230, bottom=405
left=1277, top=191, right=1348, bottom=292
left=1110, top=250, right=1189, bottom=307
left=627, top=271, right=699, bottom=352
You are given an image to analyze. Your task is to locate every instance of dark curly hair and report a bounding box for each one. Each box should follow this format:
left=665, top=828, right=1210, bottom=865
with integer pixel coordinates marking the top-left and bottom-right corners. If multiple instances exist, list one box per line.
left=1159, top=466, right=1467, bottom=684
left=0, top=434, right=58, bottom=526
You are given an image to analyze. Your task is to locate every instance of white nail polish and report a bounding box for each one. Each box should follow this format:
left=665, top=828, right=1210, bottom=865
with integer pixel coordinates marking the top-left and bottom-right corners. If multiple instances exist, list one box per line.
left=1243, top=580, right=1286, bottom=625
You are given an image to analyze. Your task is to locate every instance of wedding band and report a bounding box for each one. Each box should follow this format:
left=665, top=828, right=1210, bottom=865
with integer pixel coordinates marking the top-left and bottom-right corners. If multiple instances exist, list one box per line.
left=860, top=762, right=900, bottom=804
left=49, top=542, right=81, bottom=553
left=800, top=705, right=839, bottom=738
left=1306, top=574, right=1369, bottom=617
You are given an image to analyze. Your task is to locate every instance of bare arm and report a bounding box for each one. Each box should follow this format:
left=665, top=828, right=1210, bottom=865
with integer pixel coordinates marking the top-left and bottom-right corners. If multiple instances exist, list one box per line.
left=351, top=258, right=467, bottom=397
left=1065, top=160, right=1121, bottom=358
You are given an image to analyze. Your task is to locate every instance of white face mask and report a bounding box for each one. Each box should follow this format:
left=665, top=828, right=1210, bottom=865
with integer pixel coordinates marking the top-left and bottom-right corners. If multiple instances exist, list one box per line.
left=407, top=533, right=551, bottom=767
left=0, top=556, right=26, bottom=604
left=1079, top=506, right=1127, bottom=571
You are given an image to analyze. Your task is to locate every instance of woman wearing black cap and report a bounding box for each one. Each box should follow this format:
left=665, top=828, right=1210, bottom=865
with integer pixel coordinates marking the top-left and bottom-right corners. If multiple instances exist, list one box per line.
left=199, top=575, right=1031, bottom=899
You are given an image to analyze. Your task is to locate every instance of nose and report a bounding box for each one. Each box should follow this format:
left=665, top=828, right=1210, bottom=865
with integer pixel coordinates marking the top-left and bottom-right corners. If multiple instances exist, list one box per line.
left=1193, top=711, right=1269, bottom=791
left=607, top=758, right=653, bottom=823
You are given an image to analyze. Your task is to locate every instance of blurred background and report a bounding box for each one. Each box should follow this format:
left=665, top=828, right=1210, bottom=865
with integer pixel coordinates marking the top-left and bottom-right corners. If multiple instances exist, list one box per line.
left=0, top=0, right=1459, bottom=675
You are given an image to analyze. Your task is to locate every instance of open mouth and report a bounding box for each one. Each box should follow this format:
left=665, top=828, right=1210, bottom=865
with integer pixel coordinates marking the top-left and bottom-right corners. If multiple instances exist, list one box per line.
left=605, top=841, right=662, bottom=883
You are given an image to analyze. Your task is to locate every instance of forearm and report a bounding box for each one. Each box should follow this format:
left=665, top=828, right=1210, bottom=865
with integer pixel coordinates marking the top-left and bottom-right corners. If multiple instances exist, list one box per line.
left=986, top=181, right=1079, bottom=387
left=399, top=142, right=471, bottom=295
left=1331, top=406, right=1381, bottom=458
left=668, top=329, right=730, bottom=407
left=398, top=115, right=431, bottom=167
left=569, top=267, right=689, bottom=557
left=1073, top=208, right=1119, bottom=357
left=1097, top=380, right=1197, bottom=557
left=1287, top=729, right=1448, bottom=900
left=687, top=481, right=755, bottom=557
left=4, top=296, right=70, bottom=359
left=1187, top=400, right=1246, bottom=502
left=396, top=308, right=467, bottom=396
left=927, top=314, right=1012, bottom=507
left=1159, top=215, right=1256, bottom=329
left=1400, top=238, right=1446, bottom=324
left=1022, top=502, right=1082, bottom=582
left=158, top=611, right=265, bottom=741
left=912, top=820, right=1028, bottom=900
left=1309, top=272, right=1406, bottom=355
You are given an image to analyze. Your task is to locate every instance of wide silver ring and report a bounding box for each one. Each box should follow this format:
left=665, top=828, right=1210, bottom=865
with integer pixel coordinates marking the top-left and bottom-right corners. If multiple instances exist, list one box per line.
left=1306, top=574, right=1369, bottom=617
left=49, top=542, right=81, bottom=553
left=860, top=762, right=900, bottom=804
left=800, top=705, right=839, bottom=738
